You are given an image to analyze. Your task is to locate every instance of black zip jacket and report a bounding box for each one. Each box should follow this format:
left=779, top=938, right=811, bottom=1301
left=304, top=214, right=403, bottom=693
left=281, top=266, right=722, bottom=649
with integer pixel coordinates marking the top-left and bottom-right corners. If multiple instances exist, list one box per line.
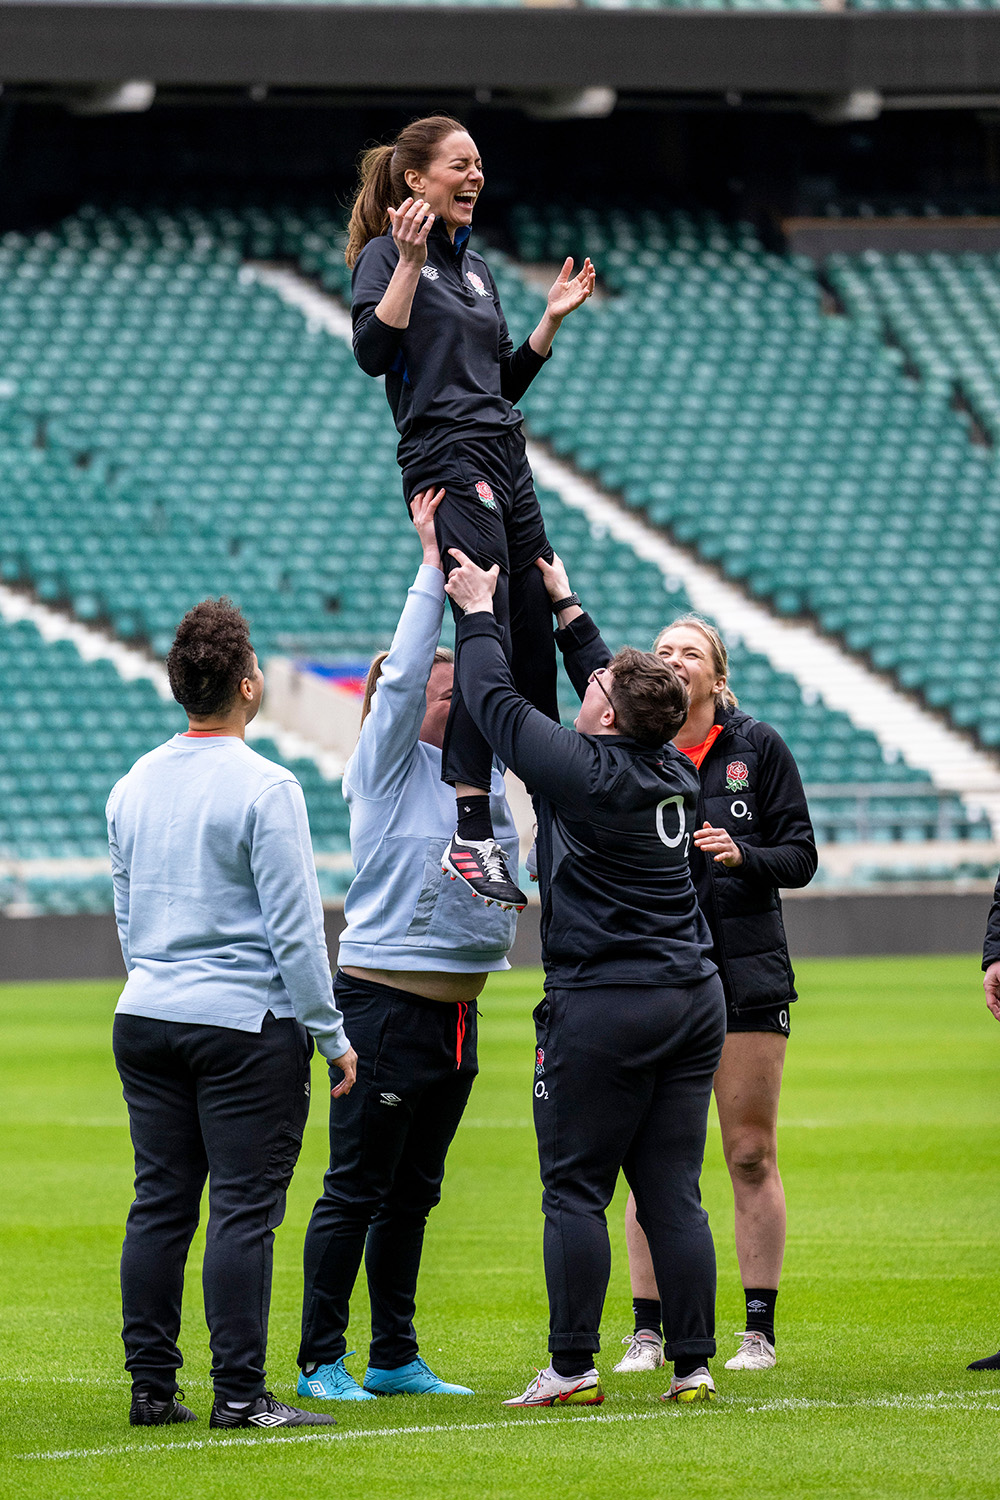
left=556, top=611, right=817, bottom=1011
left=351, top=221, right=549, bottom=469
left=455, top=610, right=717, bottom=991
left=982, top=875, right=1000, bottom=969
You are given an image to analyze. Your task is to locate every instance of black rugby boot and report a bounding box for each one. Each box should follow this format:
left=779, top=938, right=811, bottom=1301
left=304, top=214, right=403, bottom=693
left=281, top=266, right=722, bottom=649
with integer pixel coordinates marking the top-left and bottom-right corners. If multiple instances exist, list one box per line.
left=442, top=834, right=527, bottom=910
left=130, top=1389, right=197, bottom=1425
left=210, top=1392, right=337, bottom=1428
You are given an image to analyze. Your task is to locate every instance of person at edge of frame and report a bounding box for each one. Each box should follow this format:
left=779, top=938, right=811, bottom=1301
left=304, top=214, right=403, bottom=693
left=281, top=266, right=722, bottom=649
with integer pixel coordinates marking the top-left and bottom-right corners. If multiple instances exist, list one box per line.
left=296, top=487, right=521, bottom=1402
left=346, top=112, right=595, bottom=912
left=615, top=615, right=817, bottom=1377
left=443, top=543, right=727, bottom=1408
left=968, top=881, right=1000, bottom=1371
left=108, top=599, right=357, bottom=1432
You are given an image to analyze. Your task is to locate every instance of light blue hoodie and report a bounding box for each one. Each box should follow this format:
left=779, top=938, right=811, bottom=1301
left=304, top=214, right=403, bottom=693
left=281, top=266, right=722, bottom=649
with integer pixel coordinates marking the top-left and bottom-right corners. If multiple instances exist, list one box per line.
left=337, top=564, right=519, bottom=974
left=108, top=735, right=349, bottom=1060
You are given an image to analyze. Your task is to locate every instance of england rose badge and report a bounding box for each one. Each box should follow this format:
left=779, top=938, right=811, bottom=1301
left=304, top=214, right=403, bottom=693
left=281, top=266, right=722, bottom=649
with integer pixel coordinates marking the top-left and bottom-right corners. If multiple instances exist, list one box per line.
left=726, top=760, right=749, bottom=793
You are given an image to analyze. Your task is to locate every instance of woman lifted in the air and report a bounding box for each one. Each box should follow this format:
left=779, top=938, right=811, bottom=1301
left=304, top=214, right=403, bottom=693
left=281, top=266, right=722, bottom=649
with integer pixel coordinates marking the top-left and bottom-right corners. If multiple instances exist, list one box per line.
left=347, top=114, right=595, bottom=911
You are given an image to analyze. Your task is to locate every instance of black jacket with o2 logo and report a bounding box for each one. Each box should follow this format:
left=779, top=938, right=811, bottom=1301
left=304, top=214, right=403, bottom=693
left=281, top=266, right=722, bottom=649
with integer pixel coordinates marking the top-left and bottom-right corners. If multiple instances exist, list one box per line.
left=351, top=220, right=548, bottom=470
left=555, top=612, right=817, bottom=1012
left=455, top=611, right=717, bottom=992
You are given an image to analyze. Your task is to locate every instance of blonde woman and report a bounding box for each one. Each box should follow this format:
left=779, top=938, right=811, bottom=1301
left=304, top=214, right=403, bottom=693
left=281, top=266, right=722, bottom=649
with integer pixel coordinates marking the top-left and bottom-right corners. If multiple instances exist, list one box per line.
left=617, top=617, right=816, bottom=1374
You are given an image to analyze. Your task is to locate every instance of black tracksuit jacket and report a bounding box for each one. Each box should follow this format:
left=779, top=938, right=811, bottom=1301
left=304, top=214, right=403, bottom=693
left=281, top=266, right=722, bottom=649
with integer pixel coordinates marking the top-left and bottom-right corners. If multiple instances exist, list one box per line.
left=351, top=221, right=548, bottom=470
left=555, top=612, right=818, bottom=1013
left=455, top=610, right=717, bottom=992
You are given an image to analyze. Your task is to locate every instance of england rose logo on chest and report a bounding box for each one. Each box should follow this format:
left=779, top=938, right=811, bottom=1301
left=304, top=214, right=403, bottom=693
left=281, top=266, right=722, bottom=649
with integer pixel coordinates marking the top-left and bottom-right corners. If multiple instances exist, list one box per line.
left=466, top=270, right=491, bottom=297
left=726, top=761, right=749, bottom=793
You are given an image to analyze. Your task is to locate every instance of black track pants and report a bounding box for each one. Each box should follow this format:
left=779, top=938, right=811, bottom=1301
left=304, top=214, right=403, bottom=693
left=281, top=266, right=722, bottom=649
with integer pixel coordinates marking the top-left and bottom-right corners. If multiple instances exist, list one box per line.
left=299, top=972, right=478, bottom=1371
left=402, top=425, right=559, bottom=792
left=114, top=1011, right=313, bottom=1401
left=532, top=975, right=726, bottom=1360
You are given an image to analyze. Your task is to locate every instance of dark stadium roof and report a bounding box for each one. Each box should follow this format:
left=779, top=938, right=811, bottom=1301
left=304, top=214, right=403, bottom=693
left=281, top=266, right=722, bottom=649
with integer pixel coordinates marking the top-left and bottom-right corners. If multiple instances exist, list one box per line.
left=2, top=5, right=1000, bottom=98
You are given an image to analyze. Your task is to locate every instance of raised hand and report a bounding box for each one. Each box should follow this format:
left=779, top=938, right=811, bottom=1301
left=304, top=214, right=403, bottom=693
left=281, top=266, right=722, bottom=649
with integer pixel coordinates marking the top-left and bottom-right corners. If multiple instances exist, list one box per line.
left=444, top=547, right=500, bottom=615
left=535, top=551, right=573, bottom=605
left=546, top=256, right=596, bottom=323
left=410, top=486, right=446, bottom=570
left=387, top=197, right=435, bottom=268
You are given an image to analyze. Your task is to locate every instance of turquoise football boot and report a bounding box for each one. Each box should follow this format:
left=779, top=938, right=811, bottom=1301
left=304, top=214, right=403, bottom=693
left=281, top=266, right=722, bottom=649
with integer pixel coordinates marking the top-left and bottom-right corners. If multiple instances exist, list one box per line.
left=362, top=1356, right=474, bottom=1396
left=297, top=1353, right=376, bottom=1402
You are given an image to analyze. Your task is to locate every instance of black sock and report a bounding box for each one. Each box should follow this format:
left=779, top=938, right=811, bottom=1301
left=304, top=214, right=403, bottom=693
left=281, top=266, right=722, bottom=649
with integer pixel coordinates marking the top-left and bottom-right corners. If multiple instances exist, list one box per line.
left=633, top=1297, right=662, bottom=1340
left=551, top=1352, right=594, bottom=1379
left=744, top=1287, right=778, bottom=1344
left=673, top=1357, right=704, bottom=1379
left=456, top=793, right=492, bottom=843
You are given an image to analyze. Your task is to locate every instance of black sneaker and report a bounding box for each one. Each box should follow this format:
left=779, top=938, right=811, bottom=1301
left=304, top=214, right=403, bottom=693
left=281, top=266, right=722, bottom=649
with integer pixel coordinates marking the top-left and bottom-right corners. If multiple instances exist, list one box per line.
left=209, top=1392, right=337, bottom=1429
left=130, top=1389, right=197, bottom=1426
left=442, top=834, right=527, bottom=911
left=968, top=1350, right=1000, bottom=1370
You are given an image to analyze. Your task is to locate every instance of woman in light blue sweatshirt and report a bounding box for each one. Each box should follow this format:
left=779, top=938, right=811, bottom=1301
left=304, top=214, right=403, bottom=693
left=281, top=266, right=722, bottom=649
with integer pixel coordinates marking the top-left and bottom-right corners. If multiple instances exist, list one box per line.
left=297, top=488, right=519, bottom=1402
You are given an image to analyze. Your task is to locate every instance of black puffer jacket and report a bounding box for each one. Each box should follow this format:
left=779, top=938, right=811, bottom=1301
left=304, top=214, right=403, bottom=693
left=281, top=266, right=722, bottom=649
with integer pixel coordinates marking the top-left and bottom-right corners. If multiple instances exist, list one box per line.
left=693, top=705, right=817, bottom=1012
left=554, top=613, right=817, bottom=1012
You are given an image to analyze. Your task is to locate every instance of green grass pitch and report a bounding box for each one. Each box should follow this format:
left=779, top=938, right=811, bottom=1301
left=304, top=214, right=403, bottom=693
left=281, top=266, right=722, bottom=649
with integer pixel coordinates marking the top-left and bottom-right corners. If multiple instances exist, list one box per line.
left=2, top=956, right=999, bottom=1499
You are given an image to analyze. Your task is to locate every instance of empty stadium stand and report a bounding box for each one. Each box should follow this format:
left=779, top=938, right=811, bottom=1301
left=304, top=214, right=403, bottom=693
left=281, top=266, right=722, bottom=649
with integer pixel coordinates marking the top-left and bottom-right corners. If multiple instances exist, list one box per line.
left=468, top=202, right=1000, bottom=755
left=0, top=200, right=993, bottom=915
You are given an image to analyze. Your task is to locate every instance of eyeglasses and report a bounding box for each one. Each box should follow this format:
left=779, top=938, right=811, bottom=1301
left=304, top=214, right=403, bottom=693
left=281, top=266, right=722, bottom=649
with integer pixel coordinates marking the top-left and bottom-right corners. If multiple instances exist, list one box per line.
left=588, top=667, right=615, bottom=714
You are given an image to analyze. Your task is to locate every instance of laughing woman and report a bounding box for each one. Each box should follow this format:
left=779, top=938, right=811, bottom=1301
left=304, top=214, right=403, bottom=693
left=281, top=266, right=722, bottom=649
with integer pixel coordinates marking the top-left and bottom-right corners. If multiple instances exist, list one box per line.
left=347, top=114, right=594, bottom=912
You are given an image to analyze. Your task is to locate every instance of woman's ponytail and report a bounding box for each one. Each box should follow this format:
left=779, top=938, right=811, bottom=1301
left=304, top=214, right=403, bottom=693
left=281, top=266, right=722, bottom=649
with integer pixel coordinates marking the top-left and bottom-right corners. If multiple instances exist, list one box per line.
left=345, top=145, right=395, bottom=268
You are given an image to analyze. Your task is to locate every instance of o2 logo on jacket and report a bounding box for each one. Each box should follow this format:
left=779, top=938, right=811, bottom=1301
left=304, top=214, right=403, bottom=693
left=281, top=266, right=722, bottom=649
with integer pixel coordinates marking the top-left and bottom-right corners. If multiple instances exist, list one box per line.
left=475, top=480, right=499, bottom=511
left=726, top=760, right=750, bottom=793
left=466, top=270, right=491, bottom=297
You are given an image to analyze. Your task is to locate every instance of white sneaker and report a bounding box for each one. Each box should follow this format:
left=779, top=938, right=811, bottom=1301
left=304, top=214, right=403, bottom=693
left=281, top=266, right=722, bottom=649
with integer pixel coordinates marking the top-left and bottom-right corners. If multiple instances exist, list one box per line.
left=663, top=1367, right=716, bottom=1403
left=724, top=1331, right=776, bottom=1371
left=613, top=1332, right=665, bottom=1373
left=502, top=1367, right=604, bottom=1408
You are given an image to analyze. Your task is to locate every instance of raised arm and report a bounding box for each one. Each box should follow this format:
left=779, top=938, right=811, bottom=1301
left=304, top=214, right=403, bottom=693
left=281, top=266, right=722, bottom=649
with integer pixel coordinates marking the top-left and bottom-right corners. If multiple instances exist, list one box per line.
left=527, top=256, right=596, bottom=359
left=347, top=487, right=448, bottom=800
left=351, top=202, right=434, bottom=376
left=490, top=267, right=550, bottom=407
left=446, top=550, right=602, bottom=809
left=536, top=553, right=613, bottom=700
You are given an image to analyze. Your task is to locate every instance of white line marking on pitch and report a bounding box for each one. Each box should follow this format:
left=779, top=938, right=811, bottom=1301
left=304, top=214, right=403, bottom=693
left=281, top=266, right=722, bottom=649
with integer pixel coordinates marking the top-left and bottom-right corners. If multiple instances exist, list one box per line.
left=17, top=1391, right=1000, bottom=1461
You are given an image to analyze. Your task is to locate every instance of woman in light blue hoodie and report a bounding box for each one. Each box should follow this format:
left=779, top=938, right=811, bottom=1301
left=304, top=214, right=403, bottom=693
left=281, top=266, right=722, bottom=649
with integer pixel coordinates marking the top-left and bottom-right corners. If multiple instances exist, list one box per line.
left=297, top=488, right=520, bottom=1402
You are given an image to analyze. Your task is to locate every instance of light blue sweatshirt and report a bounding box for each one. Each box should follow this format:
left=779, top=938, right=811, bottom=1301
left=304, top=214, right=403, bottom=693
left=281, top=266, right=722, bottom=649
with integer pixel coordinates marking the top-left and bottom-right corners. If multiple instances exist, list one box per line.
left=107, top=735, right=349, bottom=1060
left=337, top=564, right=519, bottom=974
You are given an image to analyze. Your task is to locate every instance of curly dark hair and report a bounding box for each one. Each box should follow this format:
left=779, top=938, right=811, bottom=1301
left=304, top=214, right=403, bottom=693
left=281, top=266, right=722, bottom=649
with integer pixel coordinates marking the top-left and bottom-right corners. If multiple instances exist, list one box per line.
left=606, top=646, right=689, bottom=748
left=166, top=598, right=256, bottom=718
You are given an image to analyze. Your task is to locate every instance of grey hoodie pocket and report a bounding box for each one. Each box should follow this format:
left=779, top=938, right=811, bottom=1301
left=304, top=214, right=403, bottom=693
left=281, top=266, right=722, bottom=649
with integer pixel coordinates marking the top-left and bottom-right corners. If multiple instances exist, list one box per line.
left=405, top=840, right=449, bottom=940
